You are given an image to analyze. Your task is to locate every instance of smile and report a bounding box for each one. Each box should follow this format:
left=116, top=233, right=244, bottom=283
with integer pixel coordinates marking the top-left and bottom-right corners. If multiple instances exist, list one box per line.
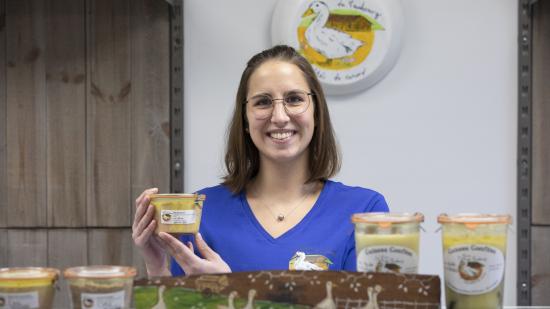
left=268, top=131, right=295, bottom=140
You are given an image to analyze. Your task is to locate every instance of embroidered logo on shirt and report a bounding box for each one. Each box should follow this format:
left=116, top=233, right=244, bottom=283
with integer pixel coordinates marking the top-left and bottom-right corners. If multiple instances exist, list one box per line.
left=289, top=251, right=332, bottom=270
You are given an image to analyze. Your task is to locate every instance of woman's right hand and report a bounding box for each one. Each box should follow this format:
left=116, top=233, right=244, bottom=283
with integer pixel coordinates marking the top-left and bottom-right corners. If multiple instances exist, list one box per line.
left=132, top=188, right=171, bottom=277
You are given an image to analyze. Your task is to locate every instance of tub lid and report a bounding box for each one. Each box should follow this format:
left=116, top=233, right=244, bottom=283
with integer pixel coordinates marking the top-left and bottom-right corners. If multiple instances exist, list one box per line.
left=0, top=267, right=59, bottom=281
left=437, top=213, right=512, bottom=224
left=149, top=193, right=206, bottom=201
left=63, top=266, right=137, bottom=279
left=351, top=212, right=424, bottom=224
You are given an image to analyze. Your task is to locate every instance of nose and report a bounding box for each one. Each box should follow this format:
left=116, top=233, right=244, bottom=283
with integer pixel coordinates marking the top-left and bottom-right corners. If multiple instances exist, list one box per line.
left=270, top=100, right=290, bottom=124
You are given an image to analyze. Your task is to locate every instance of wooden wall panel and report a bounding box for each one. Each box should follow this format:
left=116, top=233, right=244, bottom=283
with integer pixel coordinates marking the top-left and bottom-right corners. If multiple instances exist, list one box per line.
left=0, top=229, right=7, bottom=266
left=88, top=229, right=134, bottom=267
left=86, top=0, right=132, bottom=227
left=45, top=0, right=86, bottom=227
left=6, top=0, right=47, bottom=227
left=130, top=0, right=170, bottom=219
left=48, top=229, right=87, bottom=309
left=532, top=226, right=550, bottom=305
left=48, top=229, right=87, bottom=269
left=7, top=229, right=47, bottom=267
left=532, top=0, right=550, bottom=225
left=0, top=0, right=6, bottom=227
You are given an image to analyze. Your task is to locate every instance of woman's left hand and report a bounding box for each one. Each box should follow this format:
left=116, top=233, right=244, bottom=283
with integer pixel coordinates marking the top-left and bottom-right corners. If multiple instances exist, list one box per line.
left=157, top=232, right=231, bottom=275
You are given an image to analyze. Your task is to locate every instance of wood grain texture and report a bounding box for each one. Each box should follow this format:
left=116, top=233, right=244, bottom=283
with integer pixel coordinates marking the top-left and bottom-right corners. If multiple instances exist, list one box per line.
left=88, top=229, right=134, bottom=267
left=48, top=229, right=87, bottom=308
left=532, top=0, right=550, bottom=225
left=130, top=0, right=170, bottom=220
left=7, top=229, right=47, bottom=267
left=532, top=226, right=550, bottom=305
left=0, top=0, right=6, bottom=227
left=45, top=0, right=86, bottom=227
left=5, top=0, right=47, bottom=227
left=86, top=0, right=132, bottom=227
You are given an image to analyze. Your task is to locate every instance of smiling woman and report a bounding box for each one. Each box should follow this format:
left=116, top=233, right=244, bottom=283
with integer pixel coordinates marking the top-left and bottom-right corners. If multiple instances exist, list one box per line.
left=132, top=45, right=389, bottom=277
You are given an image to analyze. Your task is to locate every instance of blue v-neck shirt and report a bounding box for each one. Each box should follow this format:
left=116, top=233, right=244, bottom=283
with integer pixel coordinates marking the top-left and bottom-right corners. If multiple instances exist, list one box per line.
left=170, top=180, right=388, bottom=275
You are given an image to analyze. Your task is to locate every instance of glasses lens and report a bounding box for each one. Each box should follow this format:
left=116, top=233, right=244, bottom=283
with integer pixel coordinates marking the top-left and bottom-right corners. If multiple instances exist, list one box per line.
left=284, top=91, right=309, bottom=115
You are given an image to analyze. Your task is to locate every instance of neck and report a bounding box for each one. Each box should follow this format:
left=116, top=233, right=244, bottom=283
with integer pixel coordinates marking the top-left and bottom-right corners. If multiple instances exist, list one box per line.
left=312, top=10, right=329, bottom=28
left=250, top=154, right=312, bottom=200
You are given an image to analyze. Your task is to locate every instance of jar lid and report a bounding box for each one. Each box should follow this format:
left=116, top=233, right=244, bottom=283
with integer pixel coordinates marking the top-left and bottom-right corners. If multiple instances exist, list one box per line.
left=149, top=193, right=206, bottom=201
left=0, top=267, right=59, bottom=281
left=63, top=266, right=137, bottom=279
left=437, top=213, right=512, bottom=224
left=351, top=212, right=424, bottom=225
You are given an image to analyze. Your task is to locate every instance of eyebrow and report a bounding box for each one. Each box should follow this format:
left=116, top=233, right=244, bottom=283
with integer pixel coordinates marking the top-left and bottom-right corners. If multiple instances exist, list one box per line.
left=249, top=89, right=309, bottom=98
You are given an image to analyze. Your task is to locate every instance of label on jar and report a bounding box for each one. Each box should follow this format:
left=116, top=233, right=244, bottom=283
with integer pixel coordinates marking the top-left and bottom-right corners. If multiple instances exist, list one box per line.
left=160, top=210, right=195, bottom=225
left=443, top=244, right=505, bottom=295
left=80, top=290, right=125, bottom=309
left=0, top=291, right=39, bottom=308
left=356, top=245, right=418, bottom=273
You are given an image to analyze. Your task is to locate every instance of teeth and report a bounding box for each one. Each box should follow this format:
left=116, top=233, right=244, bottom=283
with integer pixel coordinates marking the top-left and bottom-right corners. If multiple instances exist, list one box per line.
left=270, top=132, right=293, bottom=140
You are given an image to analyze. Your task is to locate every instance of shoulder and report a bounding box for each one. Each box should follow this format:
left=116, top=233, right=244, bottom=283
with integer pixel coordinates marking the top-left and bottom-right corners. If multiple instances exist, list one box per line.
left=324, top=180, right=389, bottom=212
left=195, top=184, right=242, bottom=206
left=196, top=184, right=234, bottom=196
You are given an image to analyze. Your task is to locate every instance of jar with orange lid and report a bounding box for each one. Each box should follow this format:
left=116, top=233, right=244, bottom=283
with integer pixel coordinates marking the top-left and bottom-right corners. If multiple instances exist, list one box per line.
left=63, top=266, right=137, bottom=309
left=149, top=193, right=206, bottom=234
left=0, top=267, right=59, bottom=309
left=438, top=213, right=512, bottom=309
left=351, top=212, right=424, bottom=273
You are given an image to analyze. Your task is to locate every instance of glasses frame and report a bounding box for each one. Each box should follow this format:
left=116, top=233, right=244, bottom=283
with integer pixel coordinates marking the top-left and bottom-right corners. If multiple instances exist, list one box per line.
left=244, top=91, right=315, bottom=119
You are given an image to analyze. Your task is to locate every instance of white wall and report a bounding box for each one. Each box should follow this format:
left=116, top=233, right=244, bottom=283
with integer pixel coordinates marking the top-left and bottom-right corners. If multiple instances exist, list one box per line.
left=184, top=0, right=518, bottom=305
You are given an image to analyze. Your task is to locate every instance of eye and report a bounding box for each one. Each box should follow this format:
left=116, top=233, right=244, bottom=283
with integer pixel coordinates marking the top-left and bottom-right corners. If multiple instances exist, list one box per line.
left=252, top=96, right=272, bottom=107
left=285, top=93, right=306, bottom=105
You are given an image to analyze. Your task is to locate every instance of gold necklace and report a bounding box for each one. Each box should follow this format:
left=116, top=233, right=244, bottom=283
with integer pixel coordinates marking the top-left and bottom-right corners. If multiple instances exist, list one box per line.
left=263, top=192, right=310, bottom=222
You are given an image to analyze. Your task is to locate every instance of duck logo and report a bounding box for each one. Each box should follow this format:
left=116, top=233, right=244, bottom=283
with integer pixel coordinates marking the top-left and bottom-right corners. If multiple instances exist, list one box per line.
left=289, top=251, right=332, bottom=270
left=299, top=1, right=382, bottom=70
left=272, top=0, right=403, bottom=94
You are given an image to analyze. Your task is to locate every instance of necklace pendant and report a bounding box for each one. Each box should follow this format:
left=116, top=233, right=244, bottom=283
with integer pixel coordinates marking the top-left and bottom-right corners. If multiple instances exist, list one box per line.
left=277, top=214, right=285, bottom=222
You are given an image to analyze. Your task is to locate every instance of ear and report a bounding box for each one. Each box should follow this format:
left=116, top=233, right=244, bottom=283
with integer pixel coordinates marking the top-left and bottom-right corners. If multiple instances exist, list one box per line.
left=245, top=127, right=249, bottom=133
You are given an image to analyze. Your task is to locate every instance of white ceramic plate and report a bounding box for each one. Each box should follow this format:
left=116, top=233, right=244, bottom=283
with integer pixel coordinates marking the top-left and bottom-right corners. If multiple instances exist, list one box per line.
left=272, top=0, right=403, bottom=95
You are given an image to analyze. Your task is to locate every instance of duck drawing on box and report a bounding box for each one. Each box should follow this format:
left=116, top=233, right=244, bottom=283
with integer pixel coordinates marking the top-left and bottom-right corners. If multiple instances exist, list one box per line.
left=298, top=0, right=385, bottom=70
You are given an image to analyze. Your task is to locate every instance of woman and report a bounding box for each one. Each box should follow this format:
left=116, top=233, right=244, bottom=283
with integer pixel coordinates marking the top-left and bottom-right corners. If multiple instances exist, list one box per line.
left=132, top=45, right=388, bottom=276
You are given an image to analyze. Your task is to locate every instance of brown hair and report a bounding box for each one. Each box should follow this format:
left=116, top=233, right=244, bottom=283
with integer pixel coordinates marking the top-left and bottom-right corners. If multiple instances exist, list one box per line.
left=222, top=45, right=341, bottom=193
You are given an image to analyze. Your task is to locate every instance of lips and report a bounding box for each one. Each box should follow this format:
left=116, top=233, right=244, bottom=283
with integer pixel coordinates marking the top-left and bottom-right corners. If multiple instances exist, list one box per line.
left=268, top=130, right=295, bottom=140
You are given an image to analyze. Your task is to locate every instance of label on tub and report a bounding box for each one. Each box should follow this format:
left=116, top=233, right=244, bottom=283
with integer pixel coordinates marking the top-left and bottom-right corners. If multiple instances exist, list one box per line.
left=356, top=245, right=418, bottom=273
left=0, top=291, right=39, bottom=308
left=160, top=210, right=196, bottom=225
left=81, top=290, right=125, bottom=309
left=444, top=244, right=505, bottom=295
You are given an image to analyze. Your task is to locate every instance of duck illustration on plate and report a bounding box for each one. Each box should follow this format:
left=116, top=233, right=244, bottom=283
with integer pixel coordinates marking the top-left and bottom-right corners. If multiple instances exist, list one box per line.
left=298, top=0, right=385, bottom=70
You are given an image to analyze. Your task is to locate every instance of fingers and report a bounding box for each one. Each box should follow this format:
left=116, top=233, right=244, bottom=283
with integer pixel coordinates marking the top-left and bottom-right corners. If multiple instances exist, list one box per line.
left=133, top=217, right=156, bottom=247
left=157, top=232, right=201, bottom=265
left=133, top=188, right=158, bottom=230
left=133, top=204, right=156, bottom=239
left=195, top=233, right=220, bottom=261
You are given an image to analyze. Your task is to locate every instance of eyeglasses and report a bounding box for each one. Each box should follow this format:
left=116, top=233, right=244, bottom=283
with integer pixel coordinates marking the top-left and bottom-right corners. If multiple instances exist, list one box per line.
left=245, top=90, right=314, bottom=120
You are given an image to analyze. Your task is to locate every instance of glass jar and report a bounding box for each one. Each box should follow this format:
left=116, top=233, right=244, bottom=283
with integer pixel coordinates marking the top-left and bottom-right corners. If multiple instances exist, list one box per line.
left=149, top=193, right=206, bottom=234
left=438, top=213, right=512, bottom=309
left=352, top=212, right=424, bottom=273
left=64, top=266, right=137, bottom=309
left=0, top=267, right=59, bottom=309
